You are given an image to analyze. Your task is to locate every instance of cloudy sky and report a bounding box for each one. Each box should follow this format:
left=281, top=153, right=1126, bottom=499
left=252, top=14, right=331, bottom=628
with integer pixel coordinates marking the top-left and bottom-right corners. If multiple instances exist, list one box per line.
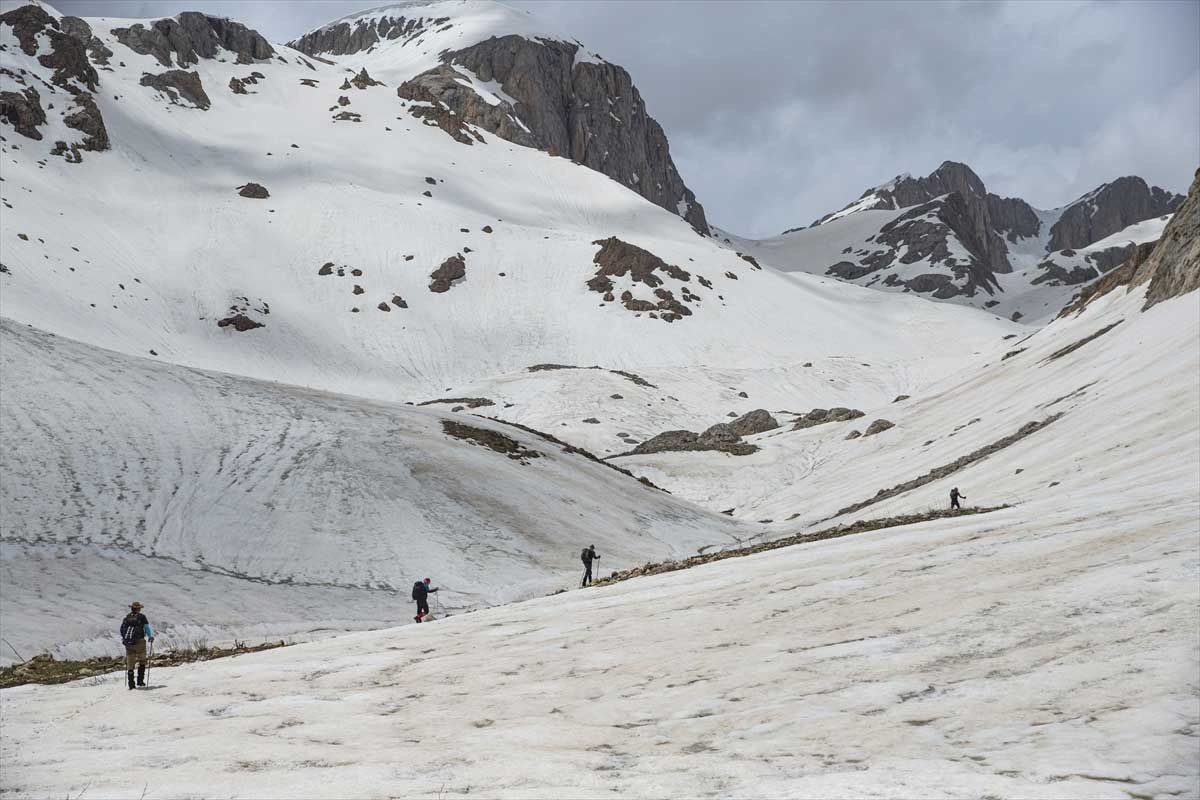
left=46, top=0, right=1200, bottom=236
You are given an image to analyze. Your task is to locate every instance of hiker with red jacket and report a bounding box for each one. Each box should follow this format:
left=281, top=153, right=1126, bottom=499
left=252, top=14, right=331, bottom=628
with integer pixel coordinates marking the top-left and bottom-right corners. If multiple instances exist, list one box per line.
left=412, top=578, right=438, bottom=623
left=119, top=601, right=154, bottom=690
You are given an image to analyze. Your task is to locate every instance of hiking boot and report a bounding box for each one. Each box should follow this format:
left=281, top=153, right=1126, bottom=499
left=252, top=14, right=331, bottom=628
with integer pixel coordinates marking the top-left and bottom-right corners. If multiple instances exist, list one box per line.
left=414, top=615, right=422, bottom=623
left=136, top=664, right=145, bottom=687
left=127, top=669, right=135, bottom=690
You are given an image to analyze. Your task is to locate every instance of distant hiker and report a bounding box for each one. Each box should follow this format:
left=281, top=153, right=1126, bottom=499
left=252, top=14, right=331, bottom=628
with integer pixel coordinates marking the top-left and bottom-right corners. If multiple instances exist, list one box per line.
left=950, top=487, right=966, bottom=510
left=119, top=602, right=154, bottom=690
left=581, top=545, right=600, bottom=587
left=412, top=578, right=438, bottom=623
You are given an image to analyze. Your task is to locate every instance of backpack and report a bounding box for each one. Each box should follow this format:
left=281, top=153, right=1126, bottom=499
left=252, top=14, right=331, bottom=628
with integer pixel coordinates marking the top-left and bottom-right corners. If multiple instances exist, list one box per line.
left=120, top=614, right=143, bottom=646
left=412, top=581, right=424, bottom=601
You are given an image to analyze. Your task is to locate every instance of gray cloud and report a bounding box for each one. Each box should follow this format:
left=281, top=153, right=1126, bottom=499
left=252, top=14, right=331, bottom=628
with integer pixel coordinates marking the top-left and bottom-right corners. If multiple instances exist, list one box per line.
left=40, top=0, right=1200, bottom=236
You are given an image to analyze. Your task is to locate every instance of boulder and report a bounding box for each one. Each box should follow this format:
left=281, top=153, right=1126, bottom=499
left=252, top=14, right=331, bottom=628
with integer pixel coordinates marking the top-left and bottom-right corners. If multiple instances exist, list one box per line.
left=237, top=182, right=269, bottom=199
left=864, top=419, right=895, bottom=437
left=0, top=87, right=46, bottom=140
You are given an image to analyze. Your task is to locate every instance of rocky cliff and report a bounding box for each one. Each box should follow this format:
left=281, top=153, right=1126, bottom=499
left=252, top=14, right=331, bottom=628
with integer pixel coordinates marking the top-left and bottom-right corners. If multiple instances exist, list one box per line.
left=1047, top=176, right=1184, bottom=251
left=290, top=17, right=708, bottom=233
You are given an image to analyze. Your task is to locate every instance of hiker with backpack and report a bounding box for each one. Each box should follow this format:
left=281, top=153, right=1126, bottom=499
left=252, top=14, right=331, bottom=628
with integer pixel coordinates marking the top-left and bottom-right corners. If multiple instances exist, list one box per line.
left=412, top=577, right=438, bottom=623
left=581, top=545, right=600, bottom=587
left=119, top=601, right=154, bottom=690
left=950, top=487, right=966, bottom=510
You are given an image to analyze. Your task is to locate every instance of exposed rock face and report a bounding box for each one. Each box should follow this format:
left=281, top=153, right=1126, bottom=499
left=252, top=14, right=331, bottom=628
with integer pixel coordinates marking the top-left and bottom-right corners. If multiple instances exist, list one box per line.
left=113, top=13, right=273, bottom=68
left=60, top=16, right=113, bottom=67
left=397, top=80, right=484, bottom=145
left=1140, top=170, right=1200, bottom=309
left=0, top=87, right=46, bottom=140
left=288, top=12, right=446, bottom=57
left=62, top=92, right=109, bottom=151
left=37, top=28, right=99, bottom=93
left=139, top=70, right=210, bottom=109
left=228, top=72, right=264, bottom=95
left=237, top=182, right=269, bottom=199
left=389, top=36, right=707, bottom=232
left=1048, top=177, right=1185, bottom=251
left=429, top=254, right=466, bottom=293
left=0, top=5, right=54, bottom=55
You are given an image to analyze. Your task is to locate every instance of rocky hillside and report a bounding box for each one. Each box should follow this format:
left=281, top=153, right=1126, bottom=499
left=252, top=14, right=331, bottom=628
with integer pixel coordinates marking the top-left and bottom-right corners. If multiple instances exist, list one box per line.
left=287, top=3, right=708, bottom=233
left=728, top=161, right=1185, bottom=322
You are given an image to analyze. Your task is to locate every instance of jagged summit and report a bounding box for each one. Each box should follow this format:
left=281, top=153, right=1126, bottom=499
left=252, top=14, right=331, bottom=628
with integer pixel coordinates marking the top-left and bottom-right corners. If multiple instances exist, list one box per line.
left=734, top=159, right=1185, bottom=322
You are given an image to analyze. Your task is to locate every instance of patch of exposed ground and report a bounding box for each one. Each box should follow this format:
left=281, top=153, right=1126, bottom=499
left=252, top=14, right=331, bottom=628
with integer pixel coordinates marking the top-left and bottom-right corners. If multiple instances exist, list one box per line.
left=1043, top=321, right=1123, bottom=363
left=593, top=505, right=1008, bottom=588
left=526, top=363, right=656, bottom=388
left=831, top=415, right=1064, bottom=518
left=441, top=420, right=540, bottom=463
left=1, top=640, right=291, bottom=689
left=418, top=397, right=494, bottom=409
left=482, top=417, right=666, bottom=492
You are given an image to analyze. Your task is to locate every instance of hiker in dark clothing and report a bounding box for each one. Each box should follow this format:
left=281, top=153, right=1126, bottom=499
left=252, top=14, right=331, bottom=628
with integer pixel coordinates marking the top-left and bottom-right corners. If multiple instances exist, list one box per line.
left=119, top=602, right=154, bottom=690
left=412, top=578, right=438, bottom=623
left=581, top=545, right=600, bottom=587
left=950, top=487, right=966, bottom=510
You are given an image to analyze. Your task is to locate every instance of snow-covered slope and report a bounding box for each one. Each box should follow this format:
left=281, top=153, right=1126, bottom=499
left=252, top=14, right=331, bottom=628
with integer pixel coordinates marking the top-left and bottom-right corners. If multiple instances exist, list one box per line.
left=0, top=3, right=1009, bottom=401
left=3, top=274, right=1197, bottom=798
left=0, top=318, right=747, bottom=661
left=726, top=163, right=1184, bottom=323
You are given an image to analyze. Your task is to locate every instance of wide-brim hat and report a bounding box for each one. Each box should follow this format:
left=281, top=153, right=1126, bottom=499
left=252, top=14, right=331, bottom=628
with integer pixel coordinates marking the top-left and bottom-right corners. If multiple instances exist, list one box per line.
left=130, top=602, right=143, bottom=610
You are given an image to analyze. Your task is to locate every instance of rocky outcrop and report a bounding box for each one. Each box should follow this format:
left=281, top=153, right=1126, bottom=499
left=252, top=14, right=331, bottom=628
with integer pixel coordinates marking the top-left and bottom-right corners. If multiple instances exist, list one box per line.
left=62, top=92, right=109, bottom=151
left=288, top=12, right=446, bottom=57
left=237, top=182, right=269, bottom=199
left=60, top=16, right=113, bottom=67
left=37, top=28, right=99, bottom=94
left=228, top=72, right=264, bottom=95
left=0, top=87, right=46, bottom=140
left=113, top=13, right=272, bottom=68
left=0, top=5, right=53, bottom=55
left=1057, top=170, right=1198, bottom=315
left=863, top=419, right=895, bottom=436
left=429, top=254, right=466, bottom=293
left=217, top=313, right=264, bottom=331
left=139, top=70, right=210, bottom=109
left=392, top=36, right=707, bottom=232
left=791, top=407, right=864, bottom=430
left=349, top=68, right=383, bottom=89
left=1048, top=177, right=1184, bottom=251
left=398, top=80, right=484, bottom=145
left=727, top=409, right=779, bottom=436
left=1140, top=170, right=1200, bottom=309
left=588, top=237, right=700, bottom=321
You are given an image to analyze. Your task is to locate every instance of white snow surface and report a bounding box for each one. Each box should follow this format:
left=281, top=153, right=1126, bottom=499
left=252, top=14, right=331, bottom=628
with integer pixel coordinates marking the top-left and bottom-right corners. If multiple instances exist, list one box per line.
left=2, top=283, right=1197, bottom=799
left=0, top=3, right=1198, bottom=795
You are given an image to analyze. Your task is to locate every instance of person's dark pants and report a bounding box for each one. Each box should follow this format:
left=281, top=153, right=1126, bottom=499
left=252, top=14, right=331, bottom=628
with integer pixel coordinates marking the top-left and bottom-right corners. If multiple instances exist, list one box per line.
left=416, top=598, right=429, bottom=620
left=951, top=498, right=960, bottom=510
left=581, top=563, right=592, bottom=587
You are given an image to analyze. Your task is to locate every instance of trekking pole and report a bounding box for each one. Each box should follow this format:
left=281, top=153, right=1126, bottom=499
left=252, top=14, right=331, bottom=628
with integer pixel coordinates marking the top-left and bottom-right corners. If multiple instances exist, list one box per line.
left=146, top=638, right=153, bottom=684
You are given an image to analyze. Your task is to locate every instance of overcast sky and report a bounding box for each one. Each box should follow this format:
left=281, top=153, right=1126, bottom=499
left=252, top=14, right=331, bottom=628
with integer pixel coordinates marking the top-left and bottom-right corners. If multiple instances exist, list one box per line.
left=45, top=0, right=1200, bottom=236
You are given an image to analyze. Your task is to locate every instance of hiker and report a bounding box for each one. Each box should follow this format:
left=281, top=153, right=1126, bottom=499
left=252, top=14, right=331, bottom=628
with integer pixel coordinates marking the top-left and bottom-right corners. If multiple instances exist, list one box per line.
left=119, top=602, right=154, bottom=690
left=581, top=545, right=600, bottom=587
left=950, top=487, right=966, bottom=510
left=412, top=578, right=438, bottom=623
